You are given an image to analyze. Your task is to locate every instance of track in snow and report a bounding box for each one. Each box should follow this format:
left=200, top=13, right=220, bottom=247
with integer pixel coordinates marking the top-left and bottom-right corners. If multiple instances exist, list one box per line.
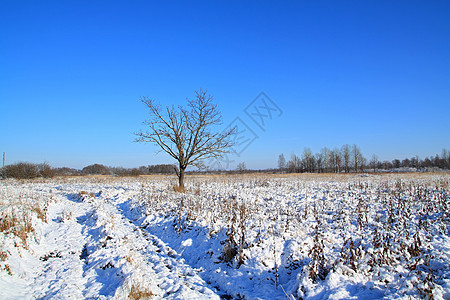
left=14, top=188, right=220, bottom=299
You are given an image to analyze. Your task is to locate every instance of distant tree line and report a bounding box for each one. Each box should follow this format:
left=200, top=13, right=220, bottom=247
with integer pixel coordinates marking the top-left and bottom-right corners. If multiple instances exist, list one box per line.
left=278, top=145, right=450, bottom=173
left=148, top=164, right=177, bottom=174
left=1, top=163, right=177, bottom=179
left=1, top=148, right=449, bottom=180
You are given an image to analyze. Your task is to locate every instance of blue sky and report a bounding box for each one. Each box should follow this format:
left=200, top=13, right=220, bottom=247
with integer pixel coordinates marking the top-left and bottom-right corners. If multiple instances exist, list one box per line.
left=1, top=1, right=449, bottom=169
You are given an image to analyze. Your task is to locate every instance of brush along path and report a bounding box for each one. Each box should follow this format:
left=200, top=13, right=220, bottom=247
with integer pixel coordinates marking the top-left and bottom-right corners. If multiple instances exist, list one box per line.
left=0, top=185, right=90, bottom=299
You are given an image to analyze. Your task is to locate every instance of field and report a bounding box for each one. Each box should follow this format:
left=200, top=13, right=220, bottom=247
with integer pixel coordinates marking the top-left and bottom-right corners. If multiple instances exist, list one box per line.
left=0, top=173, right=449, bottom=299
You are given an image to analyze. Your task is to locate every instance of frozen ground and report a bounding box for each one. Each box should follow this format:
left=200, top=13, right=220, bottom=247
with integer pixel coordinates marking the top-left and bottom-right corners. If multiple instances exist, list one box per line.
left=0, top=173, right=449, bottom=299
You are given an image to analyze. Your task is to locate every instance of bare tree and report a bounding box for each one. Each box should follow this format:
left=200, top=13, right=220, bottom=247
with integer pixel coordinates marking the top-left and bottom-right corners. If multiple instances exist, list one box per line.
left=301, top=147, right=315, bottom=173
left=320, top=147, right=331, bottom=173
left=315, top=152, right=323, bottom=173
left=352, top=144, right=360, bottom=172
left=330, top=148, right=341, bottom=173
left=352, top=144, right=365, bottom=173
left=392, top=159, right=401, bottom=169
left=278, top=153, right=286, bottom=171
left=370, top=154, right=378, bottom=173
left=236, top=162, right=247, bottom=173
left=442, top=149, right=450, bottom=169
left=401, top=158, right=411, bottom=168
left=136, top=89, right=234, bottom=189
left=288, top=154, right=301, bottom=173
left=341, top=144, right=351, bottom=173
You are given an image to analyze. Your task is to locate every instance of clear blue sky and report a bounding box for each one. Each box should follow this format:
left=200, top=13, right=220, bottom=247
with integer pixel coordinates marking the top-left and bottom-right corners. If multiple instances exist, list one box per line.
left=1, top=1, right=449, bottom=169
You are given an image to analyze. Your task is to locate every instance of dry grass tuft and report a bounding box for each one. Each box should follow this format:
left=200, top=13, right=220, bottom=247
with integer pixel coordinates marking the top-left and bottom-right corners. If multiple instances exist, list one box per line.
left=126, top=255, right=134, bottom=265
left=172, top=185, right=186, bottom=193
left=128, top=284, right=154, bottom=299
left=221, top=242, right=238, bottom=262
left=60, top=209, right=73, bottom=222
left=77, top=190, right=97, bottom=201
left=1, top=264, right=13, bottom=276
left=0, top=251, right=8, bottom=261
left=0, top=250, right=10, bottom=274
left=0, top=209, right=34, bottom=248
left=31, top=202, right=48, bottom=223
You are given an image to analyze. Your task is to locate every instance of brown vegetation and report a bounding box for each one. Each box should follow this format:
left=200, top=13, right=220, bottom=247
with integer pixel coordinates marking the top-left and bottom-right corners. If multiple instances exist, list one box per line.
left=128, top=284, right=154, bottom=299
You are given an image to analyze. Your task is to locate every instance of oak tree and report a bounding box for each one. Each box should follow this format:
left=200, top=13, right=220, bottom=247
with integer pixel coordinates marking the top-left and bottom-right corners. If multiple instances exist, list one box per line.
left=136, top=89, right=234, bottom=189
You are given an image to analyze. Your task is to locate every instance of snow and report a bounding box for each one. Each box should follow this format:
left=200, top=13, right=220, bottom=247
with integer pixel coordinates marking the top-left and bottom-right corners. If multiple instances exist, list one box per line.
left=1, top=173, right=449, bottom=299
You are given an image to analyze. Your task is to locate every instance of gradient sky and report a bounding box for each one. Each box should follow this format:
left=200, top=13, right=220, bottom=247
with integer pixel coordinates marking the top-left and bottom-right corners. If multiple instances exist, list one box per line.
left=1, top=1, right=449, bottom=170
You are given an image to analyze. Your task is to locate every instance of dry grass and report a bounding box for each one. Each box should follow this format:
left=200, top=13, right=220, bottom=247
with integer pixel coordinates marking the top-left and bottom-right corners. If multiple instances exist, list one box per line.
left=128, top=284, right=154, bottom=299
left=1, top=264, right=13, bottom=275
left=0, top=189, right=51, bottom=254
left=136, top=172, right=448, bottom=297
left=0, top=251, right=8, bottom=261
left=172, top=185, right=186, bottom=193
left=0, top=208, right=34, bottom=248
left=60, top=209, right=73, bottom=222
left=125, top=255, right=134, bottom=265
left=0, top=251, right=11, bottom=274
left=78, top=190, right=97, bottom=200
left=31, top=202, right=48, bottom=223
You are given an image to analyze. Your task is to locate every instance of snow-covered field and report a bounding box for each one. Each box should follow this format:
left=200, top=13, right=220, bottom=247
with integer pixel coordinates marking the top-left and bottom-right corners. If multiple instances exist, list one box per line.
left=1, top=173, right=449, bottom=299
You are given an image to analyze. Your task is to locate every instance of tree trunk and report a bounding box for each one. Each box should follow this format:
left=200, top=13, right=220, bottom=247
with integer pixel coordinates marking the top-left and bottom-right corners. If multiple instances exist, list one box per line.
left=178, top=167, right=185, bottom=190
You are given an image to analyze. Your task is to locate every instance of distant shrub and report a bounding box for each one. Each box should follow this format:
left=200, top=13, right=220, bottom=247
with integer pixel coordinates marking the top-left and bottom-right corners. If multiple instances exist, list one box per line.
left=54, top=167, right=81, bottom=176
left=129, top=168, right=142, bottom=176
left=38, top=162, right=56, bottom=178
left=82, top=164, right=111, bottom=175
left=4, top=162, right=39, bottom=179
left=138, top=166, right=149, bottom=175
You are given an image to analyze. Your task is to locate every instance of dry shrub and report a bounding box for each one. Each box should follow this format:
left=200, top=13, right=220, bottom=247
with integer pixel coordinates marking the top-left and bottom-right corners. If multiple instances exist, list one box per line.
left=31, top=202, right=48, bottom=223
left=0, top=251, right=10, bottom=274
left=125, top=255, right=134, bottom=265
left=81, top=164, right=111, bottom=175
left=1, top=264, right=13, bottom=276
left=78, top=191, right=96, bottom=200
left=340, top=237, right=362, bottom=271
left=0, top=209, right=34, bottom=248
left=4, top=162, right=39, bottom=179
left=221, top=242, right=238, bottom=263
left=0, top=251, right=8, bottom=261
left=39, top=163, right=56, bottom=178
left=128, top=284, right=154, bottom=299
left=61, top=209, right=73, bottom=222
left=308, top=227, right=328, bottom=282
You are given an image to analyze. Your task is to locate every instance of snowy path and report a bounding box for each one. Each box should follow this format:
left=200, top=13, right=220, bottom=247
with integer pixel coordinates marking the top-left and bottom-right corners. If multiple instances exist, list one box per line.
left=1, top=185, right=220, bottom=299
left=75, top=189, right=220, bottom=299
left=31, top=193, right=89, bottom=299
